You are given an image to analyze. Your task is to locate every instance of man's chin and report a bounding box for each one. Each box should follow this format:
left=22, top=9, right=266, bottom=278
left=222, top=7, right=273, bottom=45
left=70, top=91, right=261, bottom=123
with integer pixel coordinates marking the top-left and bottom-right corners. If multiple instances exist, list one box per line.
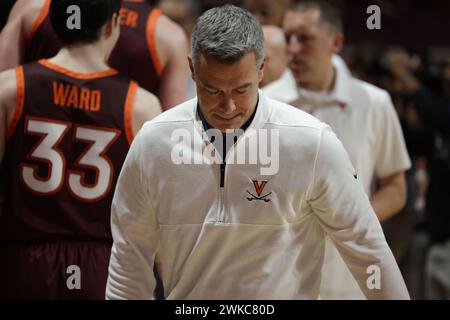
left=294, top=74, right=315, bottom=88
left=215, top=125, right=241, bottom=133
left=210, top=116, right=243, bottom=132
left=291, top=69, right=307, bottom=81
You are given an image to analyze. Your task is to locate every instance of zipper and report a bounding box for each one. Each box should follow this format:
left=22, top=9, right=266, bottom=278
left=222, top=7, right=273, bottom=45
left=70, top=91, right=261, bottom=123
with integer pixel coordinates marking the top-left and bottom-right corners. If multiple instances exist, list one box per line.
left=220, top=162, right=225, bottom=188
left=218, top=133, right=227, bottom=223
left=216, top=131, right=250, bottom=223
left=218, top=161, right=226, bottom=223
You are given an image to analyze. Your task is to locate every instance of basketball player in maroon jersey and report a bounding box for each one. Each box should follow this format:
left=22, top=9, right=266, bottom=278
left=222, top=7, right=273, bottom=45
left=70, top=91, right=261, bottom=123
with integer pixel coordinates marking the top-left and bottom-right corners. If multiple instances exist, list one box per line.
left=0, top=0, right=161, bottom=299
left=0, top=0, right=189, bottom=110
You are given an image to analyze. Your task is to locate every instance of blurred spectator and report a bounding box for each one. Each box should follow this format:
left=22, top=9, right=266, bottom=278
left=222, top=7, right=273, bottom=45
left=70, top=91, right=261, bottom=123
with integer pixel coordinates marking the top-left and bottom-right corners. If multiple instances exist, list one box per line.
left=260, top=25, right=287, bottom=87
left=244, top=0, right=291, bottom=27
left=386, top=49, right=450, bottom=299
left=264, top=0, right=411, bottom=299
left=346, top=44, right=437, bottom=299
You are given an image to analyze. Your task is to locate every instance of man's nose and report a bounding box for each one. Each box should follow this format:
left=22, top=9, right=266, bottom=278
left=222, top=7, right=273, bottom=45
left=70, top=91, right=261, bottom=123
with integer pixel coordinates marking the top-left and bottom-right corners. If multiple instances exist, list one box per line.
left=287, top=35, right=303, bottom=54
left=221, top=96, right=237, bottom=114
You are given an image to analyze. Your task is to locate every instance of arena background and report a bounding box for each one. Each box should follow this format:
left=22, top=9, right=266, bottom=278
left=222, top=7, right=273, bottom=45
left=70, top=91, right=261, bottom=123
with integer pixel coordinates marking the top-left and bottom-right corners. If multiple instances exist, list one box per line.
left=1, top=0, right=449, bottom=300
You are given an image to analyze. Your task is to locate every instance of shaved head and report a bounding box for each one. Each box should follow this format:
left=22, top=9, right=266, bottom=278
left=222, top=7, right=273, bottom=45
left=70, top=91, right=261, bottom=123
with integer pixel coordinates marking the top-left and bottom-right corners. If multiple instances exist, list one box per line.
left=261, top=25, right=287, bottom=86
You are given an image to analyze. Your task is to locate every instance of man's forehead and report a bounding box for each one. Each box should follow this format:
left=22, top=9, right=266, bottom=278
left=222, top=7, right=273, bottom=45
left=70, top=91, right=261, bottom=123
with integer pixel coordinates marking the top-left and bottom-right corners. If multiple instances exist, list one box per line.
left=284, top=8, right=324, bottom=30
left=196, top=52, right=258, bottom=68
left=199, top=69, right=254, bottom=88
left=195, top=54, right=258, bottom=89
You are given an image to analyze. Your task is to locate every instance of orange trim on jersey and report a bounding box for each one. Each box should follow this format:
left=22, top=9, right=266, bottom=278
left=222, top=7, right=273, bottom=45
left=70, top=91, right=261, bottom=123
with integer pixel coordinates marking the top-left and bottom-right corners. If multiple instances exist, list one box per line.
left=26, top=0, right=51, bottom=44
left=38, top=59, right=118, bottom=80
left=124, top=81, right=138, bottom=145
left=146, top=8, right=163, bottom=78
left=7, top=66, right=25, bottom=141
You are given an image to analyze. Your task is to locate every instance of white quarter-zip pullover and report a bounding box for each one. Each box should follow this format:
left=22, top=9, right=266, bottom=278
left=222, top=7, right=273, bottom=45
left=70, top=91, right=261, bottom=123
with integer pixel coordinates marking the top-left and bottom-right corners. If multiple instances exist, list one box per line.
left=106, top=92, right=410, bottom=300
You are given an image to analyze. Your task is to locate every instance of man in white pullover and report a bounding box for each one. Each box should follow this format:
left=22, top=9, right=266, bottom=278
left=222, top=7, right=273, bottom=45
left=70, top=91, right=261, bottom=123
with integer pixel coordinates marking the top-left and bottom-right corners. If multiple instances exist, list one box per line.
left=263, top=0, right=411, bottom=299
left=106, top=4, right=410, bottom=300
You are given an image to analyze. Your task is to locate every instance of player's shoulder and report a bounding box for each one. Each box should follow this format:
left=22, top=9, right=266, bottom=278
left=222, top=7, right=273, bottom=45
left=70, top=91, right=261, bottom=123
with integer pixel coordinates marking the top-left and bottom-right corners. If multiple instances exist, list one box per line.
left=135, top=85, right=159, bottom=104
left=0, top=68, right=19, bottom=102
left=9, top=0, right=46, bottom=18
left=154, top=13, right=187, bottom=49
left=11, top=0, right=48, bottom=31
left=134, top=85, right=161, bottom=115
left=0, top=68, right=21, bottom=121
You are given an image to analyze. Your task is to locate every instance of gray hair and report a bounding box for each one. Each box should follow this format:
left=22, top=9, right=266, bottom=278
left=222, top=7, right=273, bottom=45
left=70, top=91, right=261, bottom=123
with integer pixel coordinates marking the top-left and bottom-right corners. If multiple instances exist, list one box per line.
left=190, top=4, right=265, bottom=68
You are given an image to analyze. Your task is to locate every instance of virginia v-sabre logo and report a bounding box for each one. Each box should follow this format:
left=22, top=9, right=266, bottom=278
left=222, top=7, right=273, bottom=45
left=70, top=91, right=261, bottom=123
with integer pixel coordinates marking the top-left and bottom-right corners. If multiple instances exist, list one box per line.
left=247, top=180, right=272, bottom=202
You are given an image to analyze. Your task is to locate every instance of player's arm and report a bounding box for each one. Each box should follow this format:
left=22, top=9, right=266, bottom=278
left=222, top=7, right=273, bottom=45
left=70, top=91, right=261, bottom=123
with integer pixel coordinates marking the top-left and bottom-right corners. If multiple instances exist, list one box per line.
left=154, top=15, right=189, bottom=110
left=106, top=126, right=159, bottom=300
left=132, top=87, right=162, bottom=136
left=308, top=125, right=410, bottom=299
left=371, top=91, right=411, bottom=222
left=0, top=68, right=19, bottom=162
left=371, top=172, right=407, bottom=222
left=0, top=0, right=46, bottom=71
left=131, top=87, right=163, bottom=281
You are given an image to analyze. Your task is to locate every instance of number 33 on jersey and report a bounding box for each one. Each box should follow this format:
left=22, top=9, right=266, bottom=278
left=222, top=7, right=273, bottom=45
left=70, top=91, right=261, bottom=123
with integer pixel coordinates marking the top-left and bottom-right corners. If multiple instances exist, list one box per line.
left=0, top=61, right=137, bottom=241
left=21, top=118, right=120, bottom=201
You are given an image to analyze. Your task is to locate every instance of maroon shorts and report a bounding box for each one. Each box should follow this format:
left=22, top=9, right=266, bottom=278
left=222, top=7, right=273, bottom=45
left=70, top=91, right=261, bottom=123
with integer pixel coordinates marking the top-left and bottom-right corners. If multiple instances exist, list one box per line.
left=0, top=241, right=112, bottom=299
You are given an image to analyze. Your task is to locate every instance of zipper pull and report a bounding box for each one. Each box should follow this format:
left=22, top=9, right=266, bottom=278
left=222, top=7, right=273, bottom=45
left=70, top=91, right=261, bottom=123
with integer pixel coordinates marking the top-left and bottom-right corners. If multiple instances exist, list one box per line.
left=220, top=163, right=225, bottom=188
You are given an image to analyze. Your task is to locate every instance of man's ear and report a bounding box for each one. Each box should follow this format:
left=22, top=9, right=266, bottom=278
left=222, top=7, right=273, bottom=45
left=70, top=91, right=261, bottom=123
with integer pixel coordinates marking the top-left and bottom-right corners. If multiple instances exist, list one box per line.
left=331, top=32, right=344, bottom=54
left=188, top=55, right=196, bottom=81
left=258, top=59, right=265, bottom=82
left=104, top=13, right=120, bottom=38
left=105, top=16, right=114, bottom=37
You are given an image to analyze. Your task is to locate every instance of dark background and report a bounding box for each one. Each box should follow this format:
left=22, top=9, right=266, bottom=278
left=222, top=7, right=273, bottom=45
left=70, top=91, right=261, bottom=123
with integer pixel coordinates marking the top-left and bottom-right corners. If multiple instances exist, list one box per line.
left=2, top=0, right=450, bottom=46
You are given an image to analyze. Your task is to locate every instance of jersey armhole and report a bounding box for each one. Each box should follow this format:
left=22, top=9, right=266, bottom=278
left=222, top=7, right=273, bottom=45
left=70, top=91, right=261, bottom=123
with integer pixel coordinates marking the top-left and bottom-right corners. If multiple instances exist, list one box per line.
left=6, top=66, right=25, bottom=141
left=145, top=8, right=163, bottom=78
left=124, top=81, right=138, bottom=145
left=26, top=0, right=51, bottom=44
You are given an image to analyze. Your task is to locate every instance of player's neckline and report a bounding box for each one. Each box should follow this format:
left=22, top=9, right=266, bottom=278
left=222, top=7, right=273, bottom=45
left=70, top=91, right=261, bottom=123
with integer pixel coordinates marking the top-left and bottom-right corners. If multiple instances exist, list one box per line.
left=38, top=59, right=118, bottom=80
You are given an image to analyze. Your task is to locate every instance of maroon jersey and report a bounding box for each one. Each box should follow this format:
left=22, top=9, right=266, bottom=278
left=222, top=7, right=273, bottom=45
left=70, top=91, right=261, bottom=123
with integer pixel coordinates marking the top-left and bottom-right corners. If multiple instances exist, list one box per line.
left=24, top=0, right=60, bottom=63
left=109, top=0, right=163, bottom=94
left=25, top=0, right=163, bottom=94
left=0, top=60, right=137, bottom=243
